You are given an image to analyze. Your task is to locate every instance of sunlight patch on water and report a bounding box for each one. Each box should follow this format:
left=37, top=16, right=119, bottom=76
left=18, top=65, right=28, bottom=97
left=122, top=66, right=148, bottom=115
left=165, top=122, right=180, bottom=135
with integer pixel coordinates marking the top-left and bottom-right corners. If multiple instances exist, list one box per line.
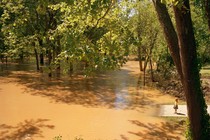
left=115, top=89, right=129, bottom=109
left=114, top=80, right=130, bottom=109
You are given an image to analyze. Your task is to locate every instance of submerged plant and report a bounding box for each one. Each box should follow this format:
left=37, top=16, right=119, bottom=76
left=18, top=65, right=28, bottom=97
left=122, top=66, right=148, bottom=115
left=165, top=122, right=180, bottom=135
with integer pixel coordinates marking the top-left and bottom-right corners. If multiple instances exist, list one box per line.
left=53, top=135, right=84, bottom=140
left=53, top=135, right=62, bottom=140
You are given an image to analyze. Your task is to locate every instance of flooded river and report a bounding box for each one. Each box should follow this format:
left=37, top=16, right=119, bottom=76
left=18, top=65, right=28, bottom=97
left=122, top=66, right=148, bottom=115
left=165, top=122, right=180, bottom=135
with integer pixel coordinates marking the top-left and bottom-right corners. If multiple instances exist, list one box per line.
left=0, top=61, right=184, bottom=140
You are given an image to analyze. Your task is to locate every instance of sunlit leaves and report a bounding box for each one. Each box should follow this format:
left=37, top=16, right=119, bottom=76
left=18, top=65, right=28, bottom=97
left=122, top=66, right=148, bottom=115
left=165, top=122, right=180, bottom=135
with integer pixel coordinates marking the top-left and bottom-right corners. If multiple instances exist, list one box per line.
left=160, top=0, right=184, bottom=8
left=0, top=0, right=131, bottom=74
left=47, top=0, right=128, bottom=73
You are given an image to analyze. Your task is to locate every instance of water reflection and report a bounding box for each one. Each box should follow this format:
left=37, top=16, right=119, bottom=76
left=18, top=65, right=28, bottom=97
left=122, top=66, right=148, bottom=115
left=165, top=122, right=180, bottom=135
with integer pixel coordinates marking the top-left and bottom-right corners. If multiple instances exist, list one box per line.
left=114, top=80, right=129, bottom=109
left=0, top=61, right=148, bottom=110
left=0, top=63, right=35, bottom=76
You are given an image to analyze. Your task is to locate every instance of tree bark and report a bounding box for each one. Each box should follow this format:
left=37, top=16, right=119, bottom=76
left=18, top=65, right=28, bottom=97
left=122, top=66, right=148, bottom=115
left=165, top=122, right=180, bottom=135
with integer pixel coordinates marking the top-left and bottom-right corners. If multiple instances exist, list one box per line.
left=152, top=0, right=183, bottom=79
left=34, top=48, right=40, bottom=71
left=173, top=1, right=210, bottom=139
left=153, top=0, right=210, bottom=139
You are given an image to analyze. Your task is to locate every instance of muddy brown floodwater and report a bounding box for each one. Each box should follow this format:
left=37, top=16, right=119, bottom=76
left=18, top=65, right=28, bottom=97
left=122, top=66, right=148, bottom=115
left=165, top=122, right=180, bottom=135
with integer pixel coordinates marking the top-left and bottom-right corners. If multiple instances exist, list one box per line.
left=0, top=61, right=185, bottom=140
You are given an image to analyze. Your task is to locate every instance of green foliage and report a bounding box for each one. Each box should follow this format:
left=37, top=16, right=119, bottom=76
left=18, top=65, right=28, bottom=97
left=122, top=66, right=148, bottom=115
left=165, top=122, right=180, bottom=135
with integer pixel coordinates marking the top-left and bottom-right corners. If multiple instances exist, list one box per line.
left=127, top=0, right=161, bottom=59
left=185, top=95, right=210, bottom=140
left=161, top=0, right=183, bottom=5
left=0, top=0, right=129, bottom=74
left=48, top=0, right=129, bottom=75
left=0, top=7, right=6, bottom=54
left=185, top=119, right=193, bottom=140
left=84, top=26, right=108, bottom=44
left=156, top=50, right=175, bottom=79
left=191, top=4, right=210, bottom=65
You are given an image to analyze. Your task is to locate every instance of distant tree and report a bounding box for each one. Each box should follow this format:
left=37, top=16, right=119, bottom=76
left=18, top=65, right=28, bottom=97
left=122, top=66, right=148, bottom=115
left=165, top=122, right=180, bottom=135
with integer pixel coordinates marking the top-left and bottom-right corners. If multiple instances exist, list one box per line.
left=126, top=0, right=161, bottom=84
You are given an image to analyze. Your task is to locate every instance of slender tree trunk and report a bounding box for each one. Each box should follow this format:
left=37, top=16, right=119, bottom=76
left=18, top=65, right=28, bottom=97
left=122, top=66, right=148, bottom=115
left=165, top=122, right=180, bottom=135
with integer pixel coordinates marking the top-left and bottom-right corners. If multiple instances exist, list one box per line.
left=143, top=57, right=149, bottom=86
left=143, top=67, right=146, bottom=86
left=52, top=45, right=56, bottom=62
left=38, top=38, right=44, bottom=65
left=148, top=31, right=157, bottom=82
left=69, top=61, right=73, bottom=75
left=0, top=55, right=3, bottom=63
left=40, top=53, right=44, bottom=65
left=19, top=52, right=24, bottom=63
left=34, top=48, right=40, bottom=71
left=149, top=58, right=154, bottom=82
left=173, top=1, right=210, bottom=139
left=48, top=49, right=52, bottom=77
left=56, top=38, right=61, bottom=77
left=137, top=46, right=143, bottom=71
left=5, top=56, right=7, bottom=64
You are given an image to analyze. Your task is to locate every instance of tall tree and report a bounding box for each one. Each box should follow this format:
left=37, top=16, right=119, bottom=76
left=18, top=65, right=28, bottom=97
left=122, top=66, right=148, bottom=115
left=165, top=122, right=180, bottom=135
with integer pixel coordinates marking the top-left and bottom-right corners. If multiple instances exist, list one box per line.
left=152, top=0, right=210, bottom=139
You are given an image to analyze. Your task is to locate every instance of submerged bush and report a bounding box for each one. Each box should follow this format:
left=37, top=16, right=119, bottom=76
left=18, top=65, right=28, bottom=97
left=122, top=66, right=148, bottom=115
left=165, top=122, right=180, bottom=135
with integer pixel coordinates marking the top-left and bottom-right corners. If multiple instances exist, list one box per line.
left=53, top=135, right=84, bottom=140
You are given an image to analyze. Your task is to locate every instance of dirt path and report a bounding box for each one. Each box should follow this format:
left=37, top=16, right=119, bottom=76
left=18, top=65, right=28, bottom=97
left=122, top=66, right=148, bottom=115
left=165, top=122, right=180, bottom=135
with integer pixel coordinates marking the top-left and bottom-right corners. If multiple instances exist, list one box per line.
left=0, top=61, right=185, bottom=140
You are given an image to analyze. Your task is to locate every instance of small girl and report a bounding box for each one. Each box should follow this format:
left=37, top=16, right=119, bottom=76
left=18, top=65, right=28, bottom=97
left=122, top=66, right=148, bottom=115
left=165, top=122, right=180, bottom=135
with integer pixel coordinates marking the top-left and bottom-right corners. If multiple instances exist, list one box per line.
left=173, top=98, right=179, bottom=114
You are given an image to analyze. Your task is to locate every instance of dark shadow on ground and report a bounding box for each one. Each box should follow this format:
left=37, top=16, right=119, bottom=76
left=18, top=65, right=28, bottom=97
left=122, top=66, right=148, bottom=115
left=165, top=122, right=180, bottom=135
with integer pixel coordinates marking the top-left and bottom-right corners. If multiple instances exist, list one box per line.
left=0, top=62, right=158, bottom=110
left=125, top=120, right=185, bottom=140
left=176, top=112, right=186, bottom=116
left=0, top=119, right=54, bottom=140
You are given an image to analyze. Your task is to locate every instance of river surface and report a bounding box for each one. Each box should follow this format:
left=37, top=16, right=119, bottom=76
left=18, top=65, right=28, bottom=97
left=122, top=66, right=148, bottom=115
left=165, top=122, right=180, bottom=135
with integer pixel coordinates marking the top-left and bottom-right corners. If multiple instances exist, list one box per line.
left=0, top=61, right=184, bottom=140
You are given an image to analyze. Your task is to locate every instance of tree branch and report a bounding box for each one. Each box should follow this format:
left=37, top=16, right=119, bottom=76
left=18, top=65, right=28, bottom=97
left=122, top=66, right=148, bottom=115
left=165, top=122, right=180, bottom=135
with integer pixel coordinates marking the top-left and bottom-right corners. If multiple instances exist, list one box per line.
left=94, top=1, right=113, bottom=27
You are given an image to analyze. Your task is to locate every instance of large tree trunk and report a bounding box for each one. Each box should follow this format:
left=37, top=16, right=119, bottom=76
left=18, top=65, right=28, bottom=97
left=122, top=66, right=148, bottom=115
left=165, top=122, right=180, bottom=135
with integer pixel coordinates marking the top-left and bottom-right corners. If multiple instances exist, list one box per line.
left=152, top=0, right=183, bottom=79
left=153, top=0, right=210, bottom=139
left=173, top=1, right=210, bottom=139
